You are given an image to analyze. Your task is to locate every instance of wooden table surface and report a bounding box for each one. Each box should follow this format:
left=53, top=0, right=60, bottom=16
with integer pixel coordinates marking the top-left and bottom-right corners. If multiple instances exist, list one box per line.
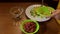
left=0, top=2, right=60, bottom=34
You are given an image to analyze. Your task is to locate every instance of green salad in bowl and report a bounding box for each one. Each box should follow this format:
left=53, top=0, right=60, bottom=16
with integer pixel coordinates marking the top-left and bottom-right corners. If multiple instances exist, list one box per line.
left=30, top=6, right=54, bottom=18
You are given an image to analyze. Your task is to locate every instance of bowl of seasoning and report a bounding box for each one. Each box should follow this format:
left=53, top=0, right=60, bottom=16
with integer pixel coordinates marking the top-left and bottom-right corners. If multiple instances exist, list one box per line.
left=20, top=19, right=39, bottom=34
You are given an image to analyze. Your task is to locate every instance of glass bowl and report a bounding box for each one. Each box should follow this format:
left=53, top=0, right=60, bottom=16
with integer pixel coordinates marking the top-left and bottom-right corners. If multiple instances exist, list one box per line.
left=9, top=7, right=24, bottom=21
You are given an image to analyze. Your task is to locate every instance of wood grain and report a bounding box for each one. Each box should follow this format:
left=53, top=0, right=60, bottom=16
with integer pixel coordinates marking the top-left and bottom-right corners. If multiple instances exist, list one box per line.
left=0, top=2, right=59, bottom=34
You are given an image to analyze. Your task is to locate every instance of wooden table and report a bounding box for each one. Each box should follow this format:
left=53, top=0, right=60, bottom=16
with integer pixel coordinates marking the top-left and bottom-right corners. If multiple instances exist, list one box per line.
left=0, top=2, right=60, bottom=34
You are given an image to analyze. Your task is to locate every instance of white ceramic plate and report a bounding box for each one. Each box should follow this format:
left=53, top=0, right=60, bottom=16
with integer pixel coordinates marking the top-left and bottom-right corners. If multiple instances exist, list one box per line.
left=25, top=4, right=54, bottom=22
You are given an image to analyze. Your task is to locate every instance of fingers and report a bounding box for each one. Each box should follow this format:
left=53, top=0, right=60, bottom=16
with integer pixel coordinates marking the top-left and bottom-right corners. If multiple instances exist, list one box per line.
left=51, top=9, right=60, bottom=17
left=44, top=9, right=60, bottom=18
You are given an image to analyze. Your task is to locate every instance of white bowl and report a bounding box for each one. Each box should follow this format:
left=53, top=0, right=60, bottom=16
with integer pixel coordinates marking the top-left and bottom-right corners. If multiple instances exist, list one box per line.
left=25, top=4, right=54, bottom=22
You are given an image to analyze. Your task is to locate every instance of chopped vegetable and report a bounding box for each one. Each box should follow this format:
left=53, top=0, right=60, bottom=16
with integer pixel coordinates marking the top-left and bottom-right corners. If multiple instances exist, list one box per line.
left=30, top=6, right=54, bottom=18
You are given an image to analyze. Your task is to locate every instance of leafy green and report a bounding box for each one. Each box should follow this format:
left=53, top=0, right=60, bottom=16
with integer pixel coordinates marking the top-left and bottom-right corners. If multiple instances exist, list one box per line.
left=30, top=6, right=54, bottom=18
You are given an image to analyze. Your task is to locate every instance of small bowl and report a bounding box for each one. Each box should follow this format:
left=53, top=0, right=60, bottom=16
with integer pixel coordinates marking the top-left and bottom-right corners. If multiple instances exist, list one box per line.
left=9, top=7, right=24, bottom=20
left=20, top=19, right=39, bottom=34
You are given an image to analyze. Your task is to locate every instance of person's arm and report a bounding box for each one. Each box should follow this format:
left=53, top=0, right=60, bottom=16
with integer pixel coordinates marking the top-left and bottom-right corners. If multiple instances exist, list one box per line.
left=54, top=0, right=60, bottom=25
left=51, top=0, right=60, bottom=17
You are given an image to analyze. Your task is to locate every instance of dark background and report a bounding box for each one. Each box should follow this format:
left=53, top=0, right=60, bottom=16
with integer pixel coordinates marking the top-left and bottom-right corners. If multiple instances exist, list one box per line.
left=0, top=0, right=59, bottom=9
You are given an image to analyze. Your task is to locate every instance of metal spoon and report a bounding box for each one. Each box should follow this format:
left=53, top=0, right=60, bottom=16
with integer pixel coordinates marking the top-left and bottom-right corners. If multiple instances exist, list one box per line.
left=41, top=0, right=44, bottom=7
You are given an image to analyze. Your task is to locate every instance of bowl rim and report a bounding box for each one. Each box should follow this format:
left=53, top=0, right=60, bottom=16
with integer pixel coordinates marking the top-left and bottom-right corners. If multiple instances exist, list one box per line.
left=25, top=4, right=55, bottom=22
left=9, top=7, right=24, bottom=16
left=20, top=19, right=40, bottom=34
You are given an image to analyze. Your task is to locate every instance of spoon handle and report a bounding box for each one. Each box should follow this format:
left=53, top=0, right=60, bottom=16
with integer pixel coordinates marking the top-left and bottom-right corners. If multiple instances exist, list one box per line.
left=41, top=0, right=44, bottom=6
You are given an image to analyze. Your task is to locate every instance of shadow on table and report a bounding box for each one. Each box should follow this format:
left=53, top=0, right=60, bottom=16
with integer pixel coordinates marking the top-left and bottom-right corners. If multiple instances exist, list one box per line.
left=36, top=22, right=47, bottom=34
left=37, top=18, right=59, bottom=34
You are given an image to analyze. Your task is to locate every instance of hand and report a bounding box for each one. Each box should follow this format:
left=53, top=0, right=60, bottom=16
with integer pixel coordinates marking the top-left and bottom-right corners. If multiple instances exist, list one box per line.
left=51, top=9, right=60, bottom=17
left=46, top=9, right=60, bottom=18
